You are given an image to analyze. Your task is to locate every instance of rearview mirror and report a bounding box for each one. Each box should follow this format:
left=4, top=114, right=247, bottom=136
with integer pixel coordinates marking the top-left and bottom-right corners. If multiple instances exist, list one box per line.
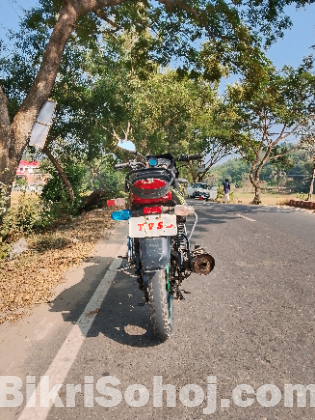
left=118, top=140, right=136, bottom=152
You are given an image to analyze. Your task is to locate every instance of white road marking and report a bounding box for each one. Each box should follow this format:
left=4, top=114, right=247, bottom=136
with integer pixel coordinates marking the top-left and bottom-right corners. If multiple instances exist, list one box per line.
left=18, top=244, right=126, bottom=420
left=236, top=214, right=256, bottom=222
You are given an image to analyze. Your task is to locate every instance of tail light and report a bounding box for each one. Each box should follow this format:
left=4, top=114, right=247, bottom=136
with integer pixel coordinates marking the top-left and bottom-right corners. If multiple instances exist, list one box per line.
left=143, top=206, right=162, bottom=215
left=131, top=179, right=172, bottom=204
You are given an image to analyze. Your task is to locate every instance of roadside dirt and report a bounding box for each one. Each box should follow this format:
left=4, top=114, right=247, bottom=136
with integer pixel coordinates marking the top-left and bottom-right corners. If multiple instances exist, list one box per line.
left=0, top=208, right=113, bottom=324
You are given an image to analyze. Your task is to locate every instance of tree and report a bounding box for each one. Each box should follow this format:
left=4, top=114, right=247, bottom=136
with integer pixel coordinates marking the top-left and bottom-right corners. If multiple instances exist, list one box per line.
left=1, top=0, right=312, bottom=202
left=225, top=60, right=315, bottom=203
left=300, top=119, right=315, bottom=201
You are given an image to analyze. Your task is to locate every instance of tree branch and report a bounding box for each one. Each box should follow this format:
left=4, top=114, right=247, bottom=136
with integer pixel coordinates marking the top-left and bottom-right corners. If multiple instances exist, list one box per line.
left=271, top=122, right=301, bottom=147
left=0, top=85, right=11, bottom=142
left=93, top=9, right=123, bottom=32
left=0, top=85, right=13, bottom=172
left=0, top=85, right=10, bottom=127
left=156, top=0, right=216, bottom=41
left=11, top=1, right=80, bottom=154
left=43, top=146, right=75, bottom=202
left=269, top=143, right=300, bottom=160
left=83, top=0, right=129, bottom=13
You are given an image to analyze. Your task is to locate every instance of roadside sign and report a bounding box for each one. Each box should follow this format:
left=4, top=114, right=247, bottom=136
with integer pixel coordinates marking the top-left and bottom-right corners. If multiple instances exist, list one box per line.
left=29, top=100, right=56, bottom=148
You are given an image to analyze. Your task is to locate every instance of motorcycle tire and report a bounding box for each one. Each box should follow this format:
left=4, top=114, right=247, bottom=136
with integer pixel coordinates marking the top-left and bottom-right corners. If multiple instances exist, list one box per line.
left=148, top=268, right=173, bottom=340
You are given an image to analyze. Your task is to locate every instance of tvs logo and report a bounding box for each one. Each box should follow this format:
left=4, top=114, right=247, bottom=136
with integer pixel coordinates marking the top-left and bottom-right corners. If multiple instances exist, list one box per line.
left=138, top=221, right=174, bottom=231
left=129, top=214, right=177, bottom=237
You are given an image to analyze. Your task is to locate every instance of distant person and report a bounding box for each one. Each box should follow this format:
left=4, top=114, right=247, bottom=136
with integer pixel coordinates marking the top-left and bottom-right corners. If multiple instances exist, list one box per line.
left=222, top=178, right=231, bottom=203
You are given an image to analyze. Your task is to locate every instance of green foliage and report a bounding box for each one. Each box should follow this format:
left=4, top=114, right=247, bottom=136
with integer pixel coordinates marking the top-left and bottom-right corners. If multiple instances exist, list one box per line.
left=41, top=158, right=87, bottom=211
left=295, top=192, right=308, bottom=200
left=210, top=146, right=314, bottom=192
left=0, top=181, right=10, bottom=219
left=211, top=159, right=251, bottom=185
left=15, top=192, right=39, bottom=234
left=2, top=0, right=315, bottom=211
left=0, top=192, right=41, bottom=260
left=15, top=178, right=28, bottom=189
left=221, top=61, right=315, bottom=199
left=84, top=154, right=124, bottom=192
left=216, top=186, right=224, bottom=199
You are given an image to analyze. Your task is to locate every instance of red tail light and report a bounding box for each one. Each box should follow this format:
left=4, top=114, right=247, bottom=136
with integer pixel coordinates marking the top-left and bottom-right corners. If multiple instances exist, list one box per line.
left=143, top=206, right=162, bottom=215
left=131, top=179, right=172, bottom=204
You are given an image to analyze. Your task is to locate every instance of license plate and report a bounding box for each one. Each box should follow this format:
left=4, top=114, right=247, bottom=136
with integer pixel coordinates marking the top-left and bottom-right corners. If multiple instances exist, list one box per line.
left=129, top=214, right=177, bottom=238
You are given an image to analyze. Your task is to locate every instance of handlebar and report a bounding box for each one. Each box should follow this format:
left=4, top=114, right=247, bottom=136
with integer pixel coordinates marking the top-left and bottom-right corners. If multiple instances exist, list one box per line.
left=114, top=162, right=130, bottom=170
left=176, top=154, right=203, bottom=162
left=114, top=154, right=203, bottom=170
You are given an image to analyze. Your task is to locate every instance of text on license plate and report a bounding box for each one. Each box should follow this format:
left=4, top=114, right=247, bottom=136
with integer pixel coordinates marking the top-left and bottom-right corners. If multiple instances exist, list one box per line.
left=129, top=214, right=177, bottom=238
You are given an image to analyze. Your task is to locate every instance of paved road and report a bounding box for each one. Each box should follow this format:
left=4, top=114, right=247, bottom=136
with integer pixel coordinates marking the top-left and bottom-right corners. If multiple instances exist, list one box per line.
left=0, top=202, right=315, bottom=419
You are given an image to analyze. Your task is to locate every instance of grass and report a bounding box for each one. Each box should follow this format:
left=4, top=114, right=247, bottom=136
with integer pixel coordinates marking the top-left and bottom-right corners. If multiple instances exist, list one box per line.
left=231, top=191, right=302, bottom=206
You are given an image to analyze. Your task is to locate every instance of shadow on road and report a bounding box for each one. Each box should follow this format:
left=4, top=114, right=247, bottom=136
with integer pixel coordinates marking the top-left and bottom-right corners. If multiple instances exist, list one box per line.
left=48, top=257, right=161, bottom=348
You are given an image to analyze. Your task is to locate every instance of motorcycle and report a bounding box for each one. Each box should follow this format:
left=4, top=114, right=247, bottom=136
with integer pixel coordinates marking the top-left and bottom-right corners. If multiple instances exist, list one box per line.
left=110, top=150, right=215, bottom=340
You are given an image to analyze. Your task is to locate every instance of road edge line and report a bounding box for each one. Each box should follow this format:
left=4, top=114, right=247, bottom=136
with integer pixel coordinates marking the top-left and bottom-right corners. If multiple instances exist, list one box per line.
left=18, top=243, right=126, bottom=420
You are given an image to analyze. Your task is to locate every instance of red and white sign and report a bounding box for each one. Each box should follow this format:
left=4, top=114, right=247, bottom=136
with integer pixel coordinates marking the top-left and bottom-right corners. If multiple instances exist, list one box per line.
left=129, top=214, right=177, bottom=238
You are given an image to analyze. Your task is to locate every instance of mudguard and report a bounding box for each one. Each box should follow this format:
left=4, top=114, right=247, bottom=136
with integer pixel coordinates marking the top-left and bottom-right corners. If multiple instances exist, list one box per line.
left=140, top=237, right=170, bottom=271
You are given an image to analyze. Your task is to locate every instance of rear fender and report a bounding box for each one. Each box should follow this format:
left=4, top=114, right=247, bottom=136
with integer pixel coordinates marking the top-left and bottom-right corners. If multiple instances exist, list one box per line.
left=140, top=237, right=170, bottom=271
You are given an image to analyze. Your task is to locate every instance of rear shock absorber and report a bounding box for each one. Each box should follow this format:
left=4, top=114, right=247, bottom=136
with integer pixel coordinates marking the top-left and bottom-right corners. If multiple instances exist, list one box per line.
left=176, top=217, right=186, bottom=250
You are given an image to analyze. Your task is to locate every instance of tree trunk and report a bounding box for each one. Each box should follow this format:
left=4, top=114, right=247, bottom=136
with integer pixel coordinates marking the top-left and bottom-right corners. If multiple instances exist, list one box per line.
left=308, top=159, right=315, bottom=202
left=43, top=147, right=75, bottom=202
left=0, top=1, right=80, bottom=200
left=253, top=183, right=261, bottom=204
left=249, top=171, right=261, bottom=204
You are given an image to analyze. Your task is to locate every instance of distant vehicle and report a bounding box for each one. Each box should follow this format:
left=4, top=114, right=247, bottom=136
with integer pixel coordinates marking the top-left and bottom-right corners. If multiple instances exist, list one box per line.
left=187, top=183, right=217, bottom=200
left=192, top=190, right=210, bottom=201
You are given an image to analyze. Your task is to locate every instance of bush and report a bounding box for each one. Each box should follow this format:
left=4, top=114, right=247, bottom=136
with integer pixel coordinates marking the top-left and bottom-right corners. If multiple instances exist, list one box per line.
left=15, top=191, right=40, bottom=233
left=216, top=185, right=224, bottom=199
left=41, top=160, right=88, bottom=220
left=0, top=181, right=9, bottom=218
left=0, top=192, right=39, bottom=260
left=42, top=162, right=86, bottom=204
left=295, top=192, right=308, bottom=201
left=15, top=178, right=28, bottom=189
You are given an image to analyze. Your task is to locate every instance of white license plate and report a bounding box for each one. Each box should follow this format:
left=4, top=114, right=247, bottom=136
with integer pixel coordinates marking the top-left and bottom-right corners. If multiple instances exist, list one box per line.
left=129, top=214, right=177, bottom=238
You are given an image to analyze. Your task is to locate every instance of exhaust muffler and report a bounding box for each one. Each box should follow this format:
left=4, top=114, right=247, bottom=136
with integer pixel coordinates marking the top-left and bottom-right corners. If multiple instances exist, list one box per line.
left=185, top=247, right=215, bottom=275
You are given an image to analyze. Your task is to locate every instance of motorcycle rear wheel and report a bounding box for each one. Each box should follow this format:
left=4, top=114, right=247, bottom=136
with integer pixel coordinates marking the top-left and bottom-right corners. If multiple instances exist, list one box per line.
left=147, top=268, right=173, bottom=340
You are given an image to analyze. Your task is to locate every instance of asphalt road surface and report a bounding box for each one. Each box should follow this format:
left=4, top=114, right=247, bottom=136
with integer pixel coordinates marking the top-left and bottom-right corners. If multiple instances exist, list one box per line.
left=0, top=202, right=315, bottom=419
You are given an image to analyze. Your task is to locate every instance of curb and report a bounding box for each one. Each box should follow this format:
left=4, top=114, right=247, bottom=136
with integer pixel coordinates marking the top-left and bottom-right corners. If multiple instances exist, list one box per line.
left=288, top=200, right=315, bottom=210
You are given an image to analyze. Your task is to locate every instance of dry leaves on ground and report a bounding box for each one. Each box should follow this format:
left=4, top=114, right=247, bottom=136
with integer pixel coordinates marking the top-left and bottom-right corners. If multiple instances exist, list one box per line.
left=0, top=209, right=113, bottom=324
